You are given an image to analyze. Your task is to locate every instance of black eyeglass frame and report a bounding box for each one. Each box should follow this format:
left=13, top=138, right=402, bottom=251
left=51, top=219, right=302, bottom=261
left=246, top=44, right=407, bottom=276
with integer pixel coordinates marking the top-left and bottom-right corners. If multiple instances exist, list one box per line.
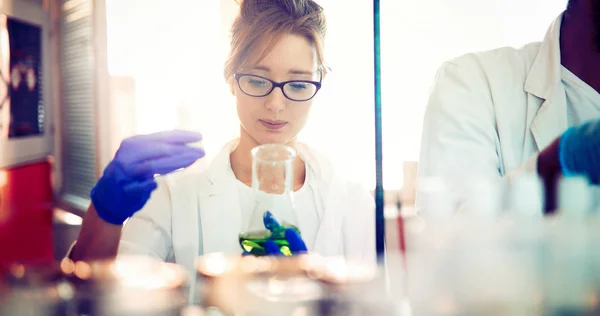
left=233, top=73, right=322, bottom=101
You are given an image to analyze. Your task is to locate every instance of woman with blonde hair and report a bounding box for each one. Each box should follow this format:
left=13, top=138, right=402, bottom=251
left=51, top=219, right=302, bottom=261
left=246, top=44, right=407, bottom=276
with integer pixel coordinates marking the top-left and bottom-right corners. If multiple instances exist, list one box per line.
left=69, top=0, right=375, bottom=276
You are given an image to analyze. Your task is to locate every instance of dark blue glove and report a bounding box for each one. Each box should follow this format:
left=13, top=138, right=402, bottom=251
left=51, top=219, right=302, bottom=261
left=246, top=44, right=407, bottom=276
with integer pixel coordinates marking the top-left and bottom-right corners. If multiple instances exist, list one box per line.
left=559, top=120, right=600, bottom=184
left=91, top=130, right=205, bottom=225
left=263, top=211, right=307, bottom=256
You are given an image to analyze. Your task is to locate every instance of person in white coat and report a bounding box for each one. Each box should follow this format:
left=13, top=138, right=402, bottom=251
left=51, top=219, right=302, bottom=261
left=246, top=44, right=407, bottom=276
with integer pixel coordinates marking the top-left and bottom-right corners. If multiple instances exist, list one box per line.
left=69, top=0, right=375, bottom=275
left=418, top=0, right=600, bottom=213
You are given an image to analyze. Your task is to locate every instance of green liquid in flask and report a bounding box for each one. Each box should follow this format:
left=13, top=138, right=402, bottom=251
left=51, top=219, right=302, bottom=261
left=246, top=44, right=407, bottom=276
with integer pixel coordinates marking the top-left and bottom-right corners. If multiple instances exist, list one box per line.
left=239, top=223, right=301, bottom=257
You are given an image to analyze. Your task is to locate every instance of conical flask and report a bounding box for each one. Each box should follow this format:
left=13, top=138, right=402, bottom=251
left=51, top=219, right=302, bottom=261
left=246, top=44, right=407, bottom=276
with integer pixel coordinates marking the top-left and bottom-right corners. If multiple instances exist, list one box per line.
left=239, top=143, right=301, bottom=256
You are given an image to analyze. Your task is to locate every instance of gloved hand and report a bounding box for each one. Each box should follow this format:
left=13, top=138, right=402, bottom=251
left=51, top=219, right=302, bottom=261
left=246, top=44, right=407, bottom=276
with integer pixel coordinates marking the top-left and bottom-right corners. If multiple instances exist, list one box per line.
left=241, top=211, right=307, bottom=257
left=559, top=119, right=600, bottom=184
left=263, top=211, right=307, bottom=256
left=91, top=130, right=205, bottom=225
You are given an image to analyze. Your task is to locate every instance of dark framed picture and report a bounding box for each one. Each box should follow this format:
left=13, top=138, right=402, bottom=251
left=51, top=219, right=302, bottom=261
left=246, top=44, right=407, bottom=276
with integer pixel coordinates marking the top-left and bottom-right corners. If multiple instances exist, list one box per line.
left=3, top=16, right=44, bottom=139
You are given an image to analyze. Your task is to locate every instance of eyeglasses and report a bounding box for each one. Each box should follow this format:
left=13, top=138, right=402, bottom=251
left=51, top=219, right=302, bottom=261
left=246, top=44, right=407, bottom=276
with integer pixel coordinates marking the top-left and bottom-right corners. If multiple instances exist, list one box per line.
left=234, top=73, right=322, bottom=102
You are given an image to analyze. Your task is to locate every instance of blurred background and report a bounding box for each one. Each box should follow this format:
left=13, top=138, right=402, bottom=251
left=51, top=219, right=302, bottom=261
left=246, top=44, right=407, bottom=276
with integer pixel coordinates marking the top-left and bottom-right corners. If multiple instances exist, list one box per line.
left=0, top=0, right=569, bottom=264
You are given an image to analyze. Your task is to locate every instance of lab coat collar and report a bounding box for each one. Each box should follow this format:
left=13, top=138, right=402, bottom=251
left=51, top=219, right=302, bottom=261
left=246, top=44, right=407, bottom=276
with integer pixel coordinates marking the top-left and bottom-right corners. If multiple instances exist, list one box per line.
left=203, top=139, right=238, bottom=186
left=524, top=13, right=563, bottom=99
left=198, top=139, right=242, bottom=255
left=525, top=12, right=569, bottom=150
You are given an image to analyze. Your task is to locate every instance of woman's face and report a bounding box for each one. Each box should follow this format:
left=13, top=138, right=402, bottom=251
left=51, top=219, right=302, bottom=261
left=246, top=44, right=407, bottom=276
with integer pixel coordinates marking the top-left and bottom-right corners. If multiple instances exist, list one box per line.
left=231, top=33, right=320, bottom=146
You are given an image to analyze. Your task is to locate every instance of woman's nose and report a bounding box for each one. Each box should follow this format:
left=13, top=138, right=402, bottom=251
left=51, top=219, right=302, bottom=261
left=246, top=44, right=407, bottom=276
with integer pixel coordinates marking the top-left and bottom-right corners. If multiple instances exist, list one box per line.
left=264, top=87, right=286, bottom=112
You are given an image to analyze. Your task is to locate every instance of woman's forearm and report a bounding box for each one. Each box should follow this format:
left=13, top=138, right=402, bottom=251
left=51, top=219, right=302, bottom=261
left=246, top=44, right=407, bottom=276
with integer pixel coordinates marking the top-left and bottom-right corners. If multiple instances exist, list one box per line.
left=69, top=204, right=123, bottom=261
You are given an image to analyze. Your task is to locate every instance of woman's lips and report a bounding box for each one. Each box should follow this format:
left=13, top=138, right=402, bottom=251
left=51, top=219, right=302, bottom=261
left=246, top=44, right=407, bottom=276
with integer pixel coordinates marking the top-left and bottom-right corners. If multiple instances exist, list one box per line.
left=259, top=119, right=287, bottom=130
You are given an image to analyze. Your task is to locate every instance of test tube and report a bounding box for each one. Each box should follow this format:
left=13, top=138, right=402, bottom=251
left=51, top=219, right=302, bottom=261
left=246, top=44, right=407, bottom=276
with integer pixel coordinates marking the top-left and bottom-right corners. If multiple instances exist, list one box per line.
left=544, top=175, right=597, bottom=314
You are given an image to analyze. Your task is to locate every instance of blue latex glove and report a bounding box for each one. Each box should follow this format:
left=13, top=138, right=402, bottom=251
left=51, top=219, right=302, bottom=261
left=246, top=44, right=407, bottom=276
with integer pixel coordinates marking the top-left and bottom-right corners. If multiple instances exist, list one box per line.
left=241, top=211, right=307, bottom=256
left=559, top=120, right=600, bottom=184
left=262, top=211, right=308, bottom=256
left=91, top=130, right=204, bottom=225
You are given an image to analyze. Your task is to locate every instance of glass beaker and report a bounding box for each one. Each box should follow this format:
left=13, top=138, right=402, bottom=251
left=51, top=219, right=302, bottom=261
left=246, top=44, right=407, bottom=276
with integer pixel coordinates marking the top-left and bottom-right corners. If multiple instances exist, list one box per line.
left=239, top=143, right=300, bottom=257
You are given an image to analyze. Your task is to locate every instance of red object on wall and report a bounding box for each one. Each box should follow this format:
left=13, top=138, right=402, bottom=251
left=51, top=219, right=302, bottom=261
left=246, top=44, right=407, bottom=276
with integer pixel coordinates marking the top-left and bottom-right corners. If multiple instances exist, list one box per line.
left=0, top=159, right=53, bottom=271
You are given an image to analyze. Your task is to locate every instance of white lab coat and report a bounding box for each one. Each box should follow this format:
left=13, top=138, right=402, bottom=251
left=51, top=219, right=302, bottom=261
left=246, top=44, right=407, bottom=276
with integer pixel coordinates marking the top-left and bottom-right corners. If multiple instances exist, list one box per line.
left=417, top=13, right=569, bottom=205
left=118, top=140, right=376, bottom=276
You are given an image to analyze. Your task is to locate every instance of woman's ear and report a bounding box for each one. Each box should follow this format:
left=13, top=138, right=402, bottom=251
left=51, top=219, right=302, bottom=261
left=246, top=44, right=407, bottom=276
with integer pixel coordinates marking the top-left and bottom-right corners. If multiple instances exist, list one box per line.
left=227, top=77, right=236, bottom=96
